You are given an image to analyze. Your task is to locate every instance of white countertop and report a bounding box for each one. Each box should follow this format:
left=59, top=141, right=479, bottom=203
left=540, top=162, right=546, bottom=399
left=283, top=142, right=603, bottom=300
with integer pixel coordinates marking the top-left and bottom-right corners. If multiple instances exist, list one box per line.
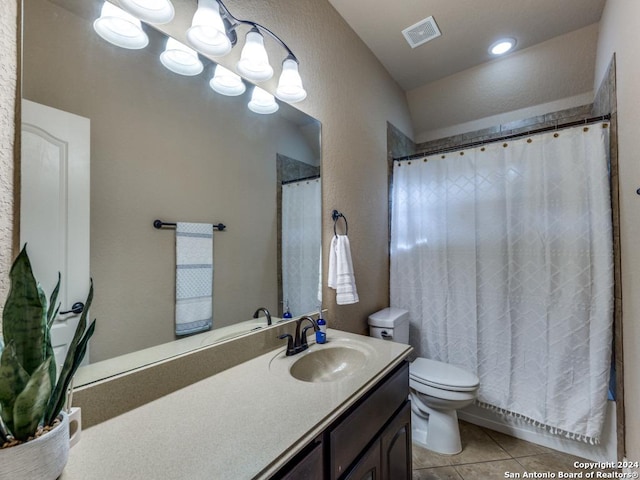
left=61, top=330, right=412, bottom=480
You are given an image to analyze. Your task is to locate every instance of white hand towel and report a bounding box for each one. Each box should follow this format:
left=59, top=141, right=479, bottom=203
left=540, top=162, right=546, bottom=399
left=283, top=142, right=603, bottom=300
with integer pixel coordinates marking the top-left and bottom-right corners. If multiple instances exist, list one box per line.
left=328, top=235, right=359, bottom=305
left=175, top=222, right=213, bottom=336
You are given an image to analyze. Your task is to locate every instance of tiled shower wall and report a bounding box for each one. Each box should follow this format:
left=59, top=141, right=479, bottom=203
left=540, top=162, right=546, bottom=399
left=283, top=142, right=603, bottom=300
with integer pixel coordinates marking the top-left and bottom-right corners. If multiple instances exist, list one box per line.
left=592, top=56, right=622, bottom=460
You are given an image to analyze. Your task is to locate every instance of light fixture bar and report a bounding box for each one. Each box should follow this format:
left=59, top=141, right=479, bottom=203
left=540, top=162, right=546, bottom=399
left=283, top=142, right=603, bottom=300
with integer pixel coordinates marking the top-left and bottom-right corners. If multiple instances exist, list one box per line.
left=215, top=0, right=297, bottom=62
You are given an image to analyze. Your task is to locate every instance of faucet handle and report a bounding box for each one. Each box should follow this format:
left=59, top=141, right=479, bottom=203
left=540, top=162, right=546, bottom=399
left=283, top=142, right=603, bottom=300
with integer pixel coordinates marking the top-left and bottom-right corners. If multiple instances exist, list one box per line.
left=278, top=334, right=296, bottom=356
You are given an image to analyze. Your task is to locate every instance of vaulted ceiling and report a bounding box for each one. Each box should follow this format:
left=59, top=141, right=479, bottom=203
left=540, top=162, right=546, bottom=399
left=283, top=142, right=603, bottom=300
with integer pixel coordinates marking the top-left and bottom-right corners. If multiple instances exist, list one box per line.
left=327, top=0, right=606, bottom=91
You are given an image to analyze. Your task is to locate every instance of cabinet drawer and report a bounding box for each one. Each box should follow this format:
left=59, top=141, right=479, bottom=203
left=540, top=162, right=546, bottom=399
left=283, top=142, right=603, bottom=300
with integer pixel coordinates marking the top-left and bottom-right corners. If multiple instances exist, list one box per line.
left=330, top=362, right=409, bottom=479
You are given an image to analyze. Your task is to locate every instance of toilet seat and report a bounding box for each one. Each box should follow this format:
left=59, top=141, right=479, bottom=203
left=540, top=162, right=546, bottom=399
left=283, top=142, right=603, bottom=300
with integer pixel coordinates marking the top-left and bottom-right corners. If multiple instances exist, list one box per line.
left=410, top=358, right=479, bottom=392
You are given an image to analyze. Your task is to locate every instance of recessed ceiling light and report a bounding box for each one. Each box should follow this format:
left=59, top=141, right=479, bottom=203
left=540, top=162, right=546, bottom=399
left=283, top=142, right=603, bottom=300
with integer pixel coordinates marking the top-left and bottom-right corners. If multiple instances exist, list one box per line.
left=489, top=38, right=516, bottom=56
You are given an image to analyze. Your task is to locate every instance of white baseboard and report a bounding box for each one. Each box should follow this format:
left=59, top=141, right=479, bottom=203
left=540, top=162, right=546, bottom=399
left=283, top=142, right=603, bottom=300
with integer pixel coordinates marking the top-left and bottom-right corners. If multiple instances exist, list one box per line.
left=458, top=401, right=617, bottom=463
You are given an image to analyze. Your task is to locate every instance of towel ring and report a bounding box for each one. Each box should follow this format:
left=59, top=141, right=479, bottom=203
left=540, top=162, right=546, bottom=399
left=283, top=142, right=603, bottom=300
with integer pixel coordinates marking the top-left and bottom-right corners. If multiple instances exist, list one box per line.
left=332, top=210, right=348, bottom=237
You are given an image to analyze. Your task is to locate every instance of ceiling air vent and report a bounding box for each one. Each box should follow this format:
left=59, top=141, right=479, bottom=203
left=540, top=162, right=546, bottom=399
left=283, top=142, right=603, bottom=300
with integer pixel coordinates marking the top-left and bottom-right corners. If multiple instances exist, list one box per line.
left=402, top=16, right=441, bottom=49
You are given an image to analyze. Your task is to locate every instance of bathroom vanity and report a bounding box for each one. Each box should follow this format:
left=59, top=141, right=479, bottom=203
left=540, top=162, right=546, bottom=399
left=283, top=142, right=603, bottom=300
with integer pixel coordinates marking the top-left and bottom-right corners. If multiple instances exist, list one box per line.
left=60, top=330, right=412, bottom=479
left=278, top=362, right=411, bottom=480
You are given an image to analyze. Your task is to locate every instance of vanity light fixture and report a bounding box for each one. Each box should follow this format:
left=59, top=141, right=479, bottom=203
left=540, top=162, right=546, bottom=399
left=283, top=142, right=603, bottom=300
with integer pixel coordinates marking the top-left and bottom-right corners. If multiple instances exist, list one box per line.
left=93, top=0, right=307, bottom=106
left=489, top=38, right=516, bottom=56
left=209, top=65, right=246, bottom=96
left=248, top=86, right=279, bottom=114
left=187, top=0, right=307, bottom=101
left=93, top=1, right=149, bottom=49
left=118, top=0, right=175, bottom=25
left=160, top=38, right=204, bottom=76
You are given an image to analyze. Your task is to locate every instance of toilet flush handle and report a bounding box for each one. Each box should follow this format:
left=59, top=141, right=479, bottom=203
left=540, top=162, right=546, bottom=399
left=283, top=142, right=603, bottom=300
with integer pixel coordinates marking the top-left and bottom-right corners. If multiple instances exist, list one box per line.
left=381, top=330, right=393, bottom=340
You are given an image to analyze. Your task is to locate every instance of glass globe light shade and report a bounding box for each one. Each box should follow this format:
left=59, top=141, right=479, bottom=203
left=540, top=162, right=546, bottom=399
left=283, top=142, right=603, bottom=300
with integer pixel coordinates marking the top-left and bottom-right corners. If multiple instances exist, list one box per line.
left=236, top=29, right=273, bottom=82
left=275, top=58, right=307, bottom=103
left=248, top=86, right=279, bottom=114
left=118, top=0, right=175, bottom=24
left=93, top=1, right=149, bottom=50
left=186, top=0, right=232, bottom=57
left=209, top=65, right=246, bottom=96
left=160, top=38, right=204, bottom=76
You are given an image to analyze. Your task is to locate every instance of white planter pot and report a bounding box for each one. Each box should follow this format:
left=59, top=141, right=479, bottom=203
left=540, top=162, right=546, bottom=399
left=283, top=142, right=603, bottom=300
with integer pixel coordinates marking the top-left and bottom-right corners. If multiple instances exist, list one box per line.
left=0, top=412, right=69, bottom=480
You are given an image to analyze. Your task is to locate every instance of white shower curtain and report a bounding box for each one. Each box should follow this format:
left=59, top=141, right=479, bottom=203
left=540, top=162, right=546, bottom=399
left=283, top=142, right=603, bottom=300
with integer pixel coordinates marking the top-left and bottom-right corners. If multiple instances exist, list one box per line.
left=390, top=124, right=613, bottom=443
left=282, top=178, right=321, bottom=316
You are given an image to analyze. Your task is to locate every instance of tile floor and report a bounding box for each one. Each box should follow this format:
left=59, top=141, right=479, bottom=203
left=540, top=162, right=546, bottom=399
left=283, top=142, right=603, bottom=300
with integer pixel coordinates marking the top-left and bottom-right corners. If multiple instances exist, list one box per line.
left=413, top=421, right=615, bottom=479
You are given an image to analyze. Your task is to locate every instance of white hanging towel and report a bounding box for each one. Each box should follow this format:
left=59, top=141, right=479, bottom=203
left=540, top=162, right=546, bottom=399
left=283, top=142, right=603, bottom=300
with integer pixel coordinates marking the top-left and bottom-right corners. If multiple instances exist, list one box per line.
left=175, top=222, right=213, bottom=336
left=328, top=234, right=359, bottom=305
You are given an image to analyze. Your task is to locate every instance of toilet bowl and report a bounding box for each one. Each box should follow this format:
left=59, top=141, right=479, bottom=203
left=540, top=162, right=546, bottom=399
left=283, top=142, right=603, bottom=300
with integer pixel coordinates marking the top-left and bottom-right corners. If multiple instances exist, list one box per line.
left=368, top=307, right=480, bottom=455
left=409, top=358, right=479, bottom=454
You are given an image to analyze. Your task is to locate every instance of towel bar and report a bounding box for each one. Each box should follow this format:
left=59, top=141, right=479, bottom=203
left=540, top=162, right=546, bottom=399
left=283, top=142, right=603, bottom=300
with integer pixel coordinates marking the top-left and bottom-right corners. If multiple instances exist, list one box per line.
left=153, top=220, right=226, bottom=231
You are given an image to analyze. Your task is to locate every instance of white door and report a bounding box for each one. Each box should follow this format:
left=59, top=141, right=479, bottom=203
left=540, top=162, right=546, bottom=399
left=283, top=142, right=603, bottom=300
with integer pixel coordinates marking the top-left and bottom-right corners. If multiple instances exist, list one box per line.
left=20, top=99, right=91, bottom=374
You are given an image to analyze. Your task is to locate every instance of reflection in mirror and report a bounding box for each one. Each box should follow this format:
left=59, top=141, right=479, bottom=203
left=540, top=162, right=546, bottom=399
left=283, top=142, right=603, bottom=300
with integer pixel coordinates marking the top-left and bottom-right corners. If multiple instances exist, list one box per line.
left=277, top=158, right=321, bottom=318
left=21, top=0, right=321, bottom=385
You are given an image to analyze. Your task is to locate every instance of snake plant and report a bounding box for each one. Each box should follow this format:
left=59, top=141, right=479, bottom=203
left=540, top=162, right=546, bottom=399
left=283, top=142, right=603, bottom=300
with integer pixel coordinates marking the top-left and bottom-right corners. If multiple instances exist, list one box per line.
left=0, top=245, right=96, bottom=443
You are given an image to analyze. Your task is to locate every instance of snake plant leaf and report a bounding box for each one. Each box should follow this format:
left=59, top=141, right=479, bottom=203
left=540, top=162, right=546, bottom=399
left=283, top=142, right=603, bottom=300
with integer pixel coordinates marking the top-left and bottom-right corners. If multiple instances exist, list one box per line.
left=45, top=319, right=95, bottom=425
left=44, top=281, right=94, bottom=425
left=0, top=343, right=29, bottom=436
left=0, top=342, right=29, bottom=405
left=47, top=273, right=61, bottom=329
left=43, top=277, right=59, bottom=390
left=2, top=246, right=48, bottom=376
left=12, top=357, right=52, bottom=441
left=36, top=282, right=57, bottom=390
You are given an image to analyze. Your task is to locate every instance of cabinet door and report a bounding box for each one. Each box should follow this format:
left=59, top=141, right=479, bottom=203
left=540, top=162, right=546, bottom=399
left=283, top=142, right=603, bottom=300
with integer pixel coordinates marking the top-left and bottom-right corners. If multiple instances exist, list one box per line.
left=380, top=401, right=412, bottom=480
left=330, top=363, right=409, bottom=479
left=278, top=441, right=324, bottom=480
left=344, top=440, right=381, bottom=480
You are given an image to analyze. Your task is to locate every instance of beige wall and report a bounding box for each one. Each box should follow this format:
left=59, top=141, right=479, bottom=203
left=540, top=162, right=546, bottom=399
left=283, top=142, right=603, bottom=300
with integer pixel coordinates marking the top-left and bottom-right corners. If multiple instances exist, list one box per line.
left=595, top=0, right=640, bottom=463
left=408, top=24, right=598, bottom=143
left=1, top=0, right=413, bottom=342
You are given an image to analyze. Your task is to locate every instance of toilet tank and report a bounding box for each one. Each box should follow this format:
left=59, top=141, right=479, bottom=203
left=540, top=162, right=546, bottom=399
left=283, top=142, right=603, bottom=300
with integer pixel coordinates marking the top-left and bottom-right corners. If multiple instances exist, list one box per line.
left=368, top=307, right=410, bottom=343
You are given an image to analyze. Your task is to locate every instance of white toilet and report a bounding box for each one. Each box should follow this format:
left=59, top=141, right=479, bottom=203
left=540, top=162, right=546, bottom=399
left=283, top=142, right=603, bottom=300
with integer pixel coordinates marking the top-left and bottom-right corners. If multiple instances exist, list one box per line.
left=368, top=307, right=480, bottom=455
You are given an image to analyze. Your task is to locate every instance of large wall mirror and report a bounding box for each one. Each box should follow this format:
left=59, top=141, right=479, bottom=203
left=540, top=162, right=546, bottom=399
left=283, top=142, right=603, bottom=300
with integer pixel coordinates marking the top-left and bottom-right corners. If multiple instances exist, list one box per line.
left=21, top=0, right=322, bottom=385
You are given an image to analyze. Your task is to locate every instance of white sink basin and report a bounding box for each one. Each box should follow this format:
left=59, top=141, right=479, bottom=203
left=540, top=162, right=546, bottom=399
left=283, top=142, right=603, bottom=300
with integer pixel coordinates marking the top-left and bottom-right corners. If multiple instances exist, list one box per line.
left=269, top=338, right=375, bottom=383
left=290, top=346, right=367, bottom=382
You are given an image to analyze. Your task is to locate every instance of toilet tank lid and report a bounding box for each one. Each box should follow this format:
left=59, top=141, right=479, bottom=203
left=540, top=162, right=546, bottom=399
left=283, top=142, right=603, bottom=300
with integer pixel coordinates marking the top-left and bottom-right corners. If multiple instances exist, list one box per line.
left=368, top=307, right=409, bottom=327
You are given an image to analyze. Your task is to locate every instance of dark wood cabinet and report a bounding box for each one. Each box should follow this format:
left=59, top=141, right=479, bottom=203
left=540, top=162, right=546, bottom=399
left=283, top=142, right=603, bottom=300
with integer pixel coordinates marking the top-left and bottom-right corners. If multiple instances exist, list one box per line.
left=278, top=440, right=324, bottom=480
left=330, top=362, right=409, bottom=479
left=343, top=440, right=381, bottom=480
left=341, top=399, right=411, bottom=480
left=272, top=361, right=410, bottom=480
left=380, top=401, right=412, bottom=480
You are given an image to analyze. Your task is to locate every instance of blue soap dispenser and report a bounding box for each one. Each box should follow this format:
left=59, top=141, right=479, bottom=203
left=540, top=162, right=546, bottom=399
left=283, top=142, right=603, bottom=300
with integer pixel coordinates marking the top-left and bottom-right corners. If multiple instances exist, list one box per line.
left=316, top=306, right=327, bottom=344
left=283, top=299, right=292, bottom=319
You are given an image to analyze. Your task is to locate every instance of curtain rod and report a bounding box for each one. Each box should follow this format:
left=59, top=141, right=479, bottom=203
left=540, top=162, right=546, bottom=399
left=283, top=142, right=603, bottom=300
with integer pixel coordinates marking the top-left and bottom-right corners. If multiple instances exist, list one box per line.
left=282, top=174, right=320, bottom=185
left=393, top=114, right=611, bottom=162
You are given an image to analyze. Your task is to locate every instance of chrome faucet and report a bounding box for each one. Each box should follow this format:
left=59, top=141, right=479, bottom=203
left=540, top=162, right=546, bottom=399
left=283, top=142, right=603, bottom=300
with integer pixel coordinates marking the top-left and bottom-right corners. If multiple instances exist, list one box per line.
left=253, top=307, right=272, bottom=326
left=278, top=315, right=319, bottom=356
